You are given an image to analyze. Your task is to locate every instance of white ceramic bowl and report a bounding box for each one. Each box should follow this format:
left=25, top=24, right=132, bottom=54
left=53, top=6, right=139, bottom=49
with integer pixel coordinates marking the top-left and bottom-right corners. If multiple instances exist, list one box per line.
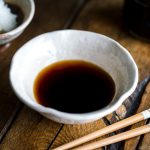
left=0, top=0, right=35, bottom=45
left=10, top=30, right=138, bottom=124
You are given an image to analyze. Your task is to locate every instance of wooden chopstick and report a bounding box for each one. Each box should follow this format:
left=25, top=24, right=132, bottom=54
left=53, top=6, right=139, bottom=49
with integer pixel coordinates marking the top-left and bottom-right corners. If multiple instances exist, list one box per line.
left=53, top=109, right=150, bottom=150
left=73, top=123, right=150, bottom=150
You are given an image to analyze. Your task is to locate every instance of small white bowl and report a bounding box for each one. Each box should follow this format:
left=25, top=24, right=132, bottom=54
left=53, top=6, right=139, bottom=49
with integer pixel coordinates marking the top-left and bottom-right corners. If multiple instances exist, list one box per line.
left=0, top=0, right=35, bottom=45
left=9, top=30, right=138, bottom=124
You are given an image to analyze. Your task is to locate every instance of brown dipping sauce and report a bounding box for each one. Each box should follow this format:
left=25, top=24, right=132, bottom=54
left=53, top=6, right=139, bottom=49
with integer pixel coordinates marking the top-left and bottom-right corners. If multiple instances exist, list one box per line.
left=33, top=60, right=115, bottom=113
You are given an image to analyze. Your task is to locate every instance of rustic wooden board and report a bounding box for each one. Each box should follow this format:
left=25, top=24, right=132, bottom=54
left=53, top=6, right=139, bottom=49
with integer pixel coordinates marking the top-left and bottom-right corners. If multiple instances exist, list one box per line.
left=0, top=107, right=62, bottom=150
left=1, top=0, right=150, bottom=149
left=0, top=0, right=79, bottom=149
left=50, top=119, right=107, bottom=149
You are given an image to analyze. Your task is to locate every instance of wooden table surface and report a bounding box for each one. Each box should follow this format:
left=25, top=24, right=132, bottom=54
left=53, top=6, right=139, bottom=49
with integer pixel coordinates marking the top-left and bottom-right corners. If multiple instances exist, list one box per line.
left=0, top=0, right=150, bottom=149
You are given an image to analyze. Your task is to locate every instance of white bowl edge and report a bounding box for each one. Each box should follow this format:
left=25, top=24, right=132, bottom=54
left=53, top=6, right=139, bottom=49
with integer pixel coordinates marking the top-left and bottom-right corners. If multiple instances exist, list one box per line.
left=9, top=30, right=138, bottom=124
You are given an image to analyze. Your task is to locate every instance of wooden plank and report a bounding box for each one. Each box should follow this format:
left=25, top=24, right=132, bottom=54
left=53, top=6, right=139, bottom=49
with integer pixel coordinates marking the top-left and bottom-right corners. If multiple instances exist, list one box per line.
left=0, top=0, right=79, bottom=148
left=0, top=107, right=62, bottom=150
left=50, top=119, right=107, bottom=150
left=0, top=68, right=22, bottom=142
left=63, top=0, right=88, bottom=29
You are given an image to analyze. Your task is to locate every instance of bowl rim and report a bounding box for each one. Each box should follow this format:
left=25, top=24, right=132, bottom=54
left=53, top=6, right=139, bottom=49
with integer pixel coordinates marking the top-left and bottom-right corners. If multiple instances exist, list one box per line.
left=9, top=30, right=138, bottom=122
left=0, top=0, right=35, bottom=38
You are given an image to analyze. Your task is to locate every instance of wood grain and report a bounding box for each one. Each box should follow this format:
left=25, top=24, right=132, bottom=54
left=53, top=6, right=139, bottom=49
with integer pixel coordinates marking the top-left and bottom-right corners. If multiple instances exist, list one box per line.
left=0, top=0, right=79, bottom=149
left=0, top=107, right=62, bottom=150
left=52, top=112, right=145, bottom=150
left=1, top=0, right=150, bottom=149
left=50, top=119, right=107, bottom=150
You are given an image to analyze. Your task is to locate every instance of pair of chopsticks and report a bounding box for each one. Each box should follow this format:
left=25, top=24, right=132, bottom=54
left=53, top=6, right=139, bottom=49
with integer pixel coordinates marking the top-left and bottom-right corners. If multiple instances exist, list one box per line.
left=53, top=109, right=150, bottom=150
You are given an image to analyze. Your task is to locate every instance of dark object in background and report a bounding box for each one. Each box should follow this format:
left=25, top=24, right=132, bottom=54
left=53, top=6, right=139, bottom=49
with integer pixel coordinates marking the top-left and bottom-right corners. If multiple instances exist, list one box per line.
left=123, top=0, right=150, bottom=41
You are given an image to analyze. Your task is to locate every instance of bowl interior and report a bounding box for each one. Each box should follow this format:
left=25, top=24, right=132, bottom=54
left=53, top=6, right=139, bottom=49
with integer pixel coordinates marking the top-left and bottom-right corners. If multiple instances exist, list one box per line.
left=10, top=30, right=138, bottom=113
left=0, top=0, right=34, bottom=45
left=5, top=0, right=32, bottom=21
